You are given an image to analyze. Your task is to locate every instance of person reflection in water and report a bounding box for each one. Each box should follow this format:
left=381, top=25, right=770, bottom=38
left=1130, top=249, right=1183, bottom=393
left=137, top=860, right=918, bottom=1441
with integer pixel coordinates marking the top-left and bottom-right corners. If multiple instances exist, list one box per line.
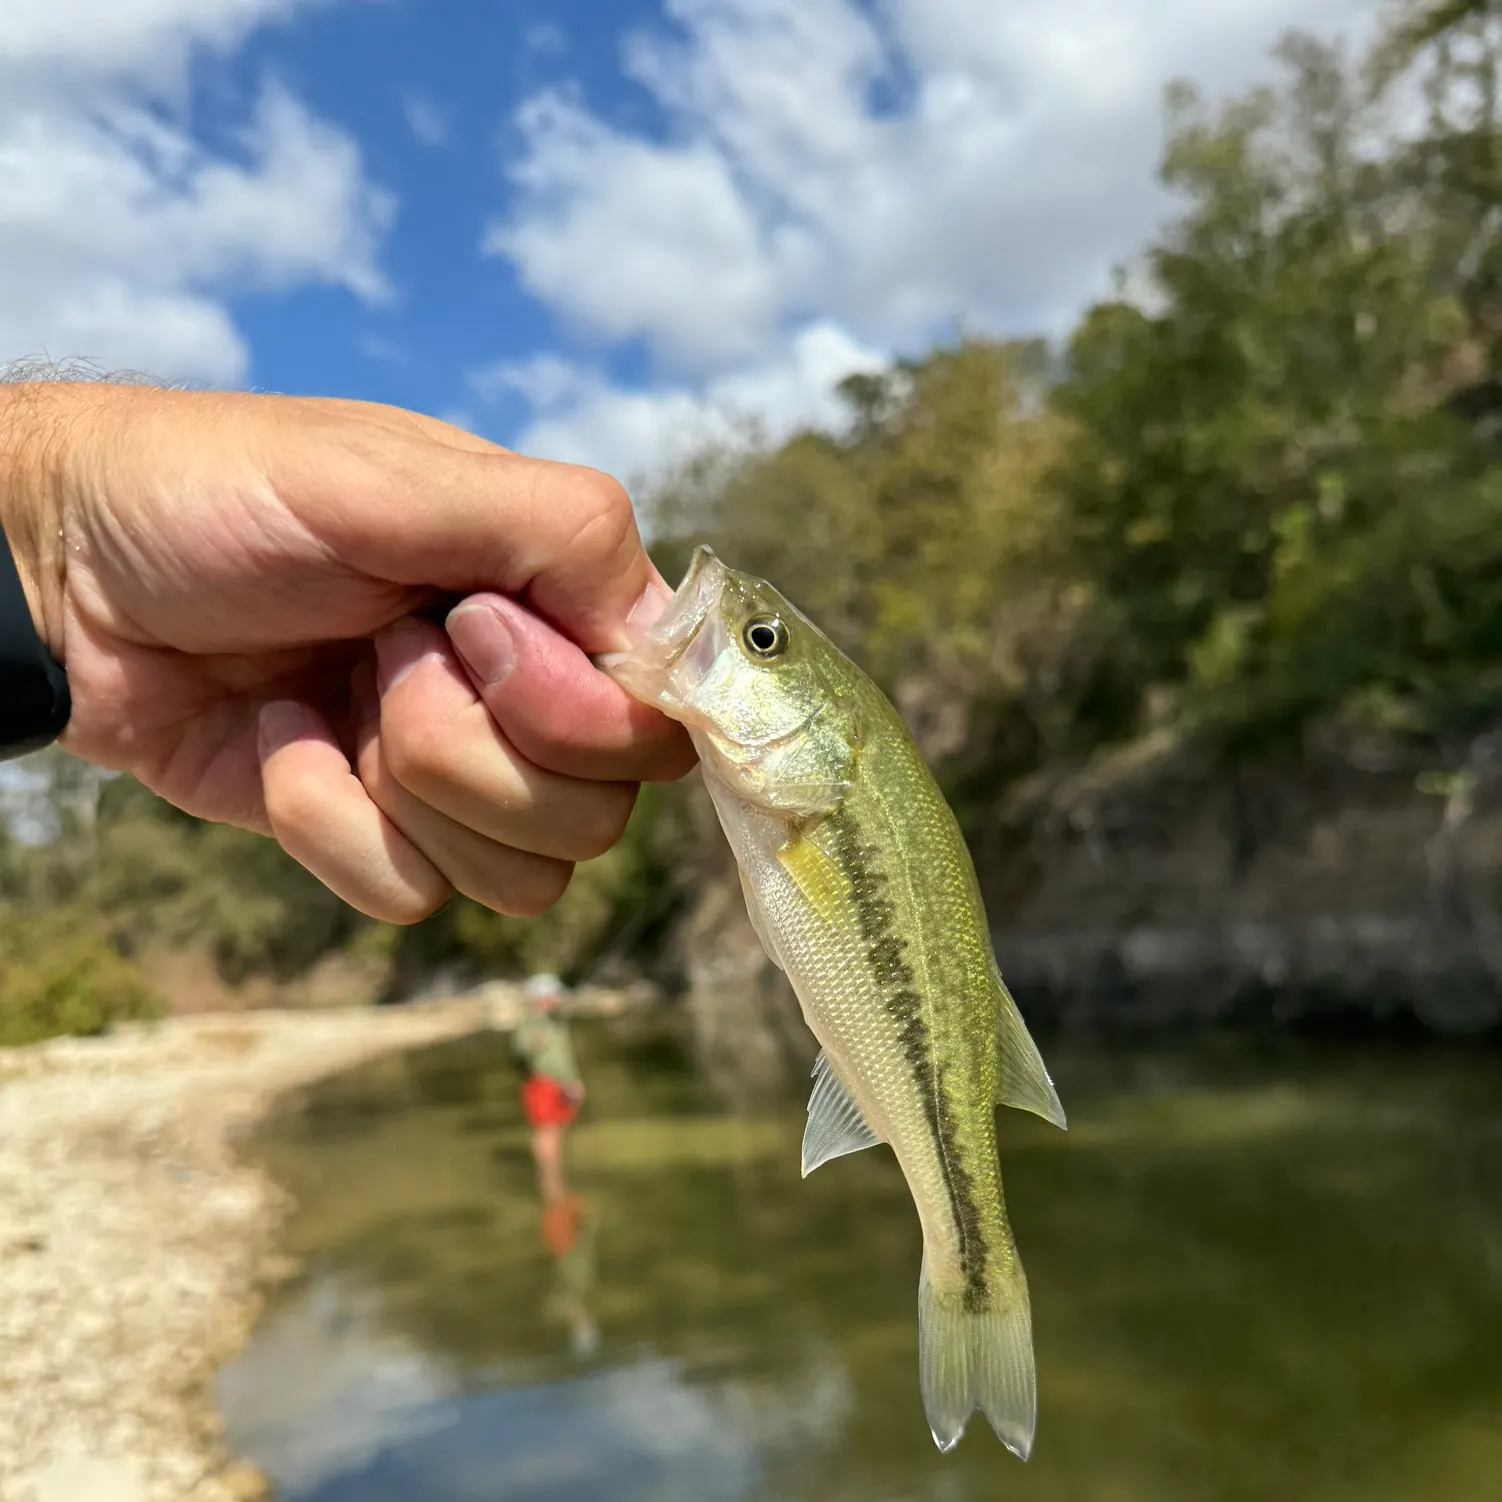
left=542, top=1191, right=601, bottom=1358
left=512, top=973, right=586, bottom=1204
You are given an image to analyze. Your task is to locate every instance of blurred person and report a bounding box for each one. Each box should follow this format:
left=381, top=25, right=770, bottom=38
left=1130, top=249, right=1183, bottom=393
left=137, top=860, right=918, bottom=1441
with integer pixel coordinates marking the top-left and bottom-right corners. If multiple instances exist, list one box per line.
left=0, top=378, right=695, bottom=921
left=512, top=973, right=586, bottom=1203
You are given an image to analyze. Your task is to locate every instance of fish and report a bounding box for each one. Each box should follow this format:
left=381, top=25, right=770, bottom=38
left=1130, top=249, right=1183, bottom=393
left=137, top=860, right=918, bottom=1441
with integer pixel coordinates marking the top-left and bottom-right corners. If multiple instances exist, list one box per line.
left=598, top=545, right=1066, bottom=1457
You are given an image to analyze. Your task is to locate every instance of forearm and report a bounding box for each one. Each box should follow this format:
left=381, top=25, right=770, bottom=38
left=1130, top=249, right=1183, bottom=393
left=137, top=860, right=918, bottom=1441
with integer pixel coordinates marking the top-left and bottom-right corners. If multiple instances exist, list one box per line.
left=0, top=380, right=75, bottom=663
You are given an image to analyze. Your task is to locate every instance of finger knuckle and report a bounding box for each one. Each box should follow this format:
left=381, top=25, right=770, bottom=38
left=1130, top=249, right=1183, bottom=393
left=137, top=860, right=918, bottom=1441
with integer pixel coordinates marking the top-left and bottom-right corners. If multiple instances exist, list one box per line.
left=643, top=734, right=699, bottom=784
left=494, top=855, right=574, bottom=918
left=568, top=783, right=639, bottom=861
left=381, top=714, right=455, bottom=795
left=370, top=875, right=449, bottom=926
left=559, top=465, right=639, bottom=569
left=264, top=765, right=331, bottom=837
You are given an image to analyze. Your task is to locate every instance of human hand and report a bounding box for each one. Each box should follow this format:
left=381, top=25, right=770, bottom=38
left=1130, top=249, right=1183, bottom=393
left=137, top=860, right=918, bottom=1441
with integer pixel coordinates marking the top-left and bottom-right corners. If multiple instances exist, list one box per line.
left=0, top=383, right=695, bottom=921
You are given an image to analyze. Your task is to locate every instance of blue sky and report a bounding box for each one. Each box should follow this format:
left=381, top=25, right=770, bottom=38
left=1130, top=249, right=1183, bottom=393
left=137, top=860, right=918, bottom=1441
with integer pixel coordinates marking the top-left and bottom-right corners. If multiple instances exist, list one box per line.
left=225, top=0, right=663, bottom=416
left=0, top=0, right=1376, bottom=488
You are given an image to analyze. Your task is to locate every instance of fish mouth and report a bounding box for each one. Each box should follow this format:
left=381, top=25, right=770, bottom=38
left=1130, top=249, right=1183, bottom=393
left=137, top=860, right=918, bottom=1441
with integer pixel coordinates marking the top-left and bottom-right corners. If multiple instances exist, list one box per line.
left=596, top=544, right=727, bottom=714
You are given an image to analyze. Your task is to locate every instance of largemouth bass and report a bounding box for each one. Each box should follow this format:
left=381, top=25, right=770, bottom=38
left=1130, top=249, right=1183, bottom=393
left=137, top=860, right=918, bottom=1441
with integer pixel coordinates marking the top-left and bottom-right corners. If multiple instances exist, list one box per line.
left=599, top=546, right=1066, bottom=1457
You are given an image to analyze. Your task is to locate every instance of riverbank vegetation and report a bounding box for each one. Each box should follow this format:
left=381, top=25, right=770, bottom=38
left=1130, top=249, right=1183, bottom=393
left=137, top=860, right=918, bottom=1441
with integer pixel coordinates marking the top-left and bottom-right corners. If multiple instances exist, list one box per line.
left=4, top=2, right=1500, bottom=1040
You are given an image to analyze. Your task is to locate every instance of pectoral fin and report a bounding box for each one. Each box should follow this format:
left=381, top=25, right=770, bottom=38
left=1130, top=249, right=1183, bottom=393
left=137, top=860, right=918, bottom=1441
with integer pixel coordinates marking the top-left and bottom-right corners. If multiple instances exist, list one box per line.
left=802, top=1050, right=884, bottom=1176
left=776, top=824, right=854, bottom=927
left=993, top=974, right=1067, bottom=1129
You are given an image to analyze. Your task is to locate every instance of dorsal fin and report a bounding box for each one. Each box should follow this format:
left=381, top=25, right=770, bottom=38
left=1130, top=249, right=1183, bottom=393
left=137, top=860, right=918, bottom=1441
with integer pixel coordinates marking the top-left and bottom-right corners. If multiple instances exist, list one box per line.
left=993, top=974, right=1067, bottom=1129
left=802, top=1050, right=884, bottom=1176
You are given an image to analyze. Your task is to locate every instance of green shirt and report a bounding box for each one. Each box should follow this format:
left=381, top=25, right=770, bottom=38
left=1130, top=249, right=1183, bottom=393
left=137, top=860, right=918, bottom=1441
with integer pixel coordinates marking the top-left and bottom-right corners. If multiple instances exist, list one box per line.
left=511, top=1012, right=582, bottom=1087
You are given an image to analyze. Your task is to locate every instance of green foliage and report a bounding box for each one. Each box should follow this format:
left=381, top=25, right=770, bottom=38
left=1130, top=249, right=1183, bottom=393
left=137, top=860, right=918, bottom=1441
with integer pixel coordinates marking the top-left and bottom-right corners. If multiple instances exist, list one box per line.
left=386, top=779, right=703, bottom=993
left=0, top=748, right=372, bottom=1041
left=647, top=18, right=1502, bottom=821
left=654, top=341, right=1066, bottom=694
left=88, top=774, right=369, bottom=982
left=0, top=906, right=162, bottom=1047
left=1049, top=26, right=1502, bottom=753
left=0, top=751, right=163, bottom=1044
left=7, top=10, right=1502, bottom=1025
left=1380, top=0, right=1497, bottom=70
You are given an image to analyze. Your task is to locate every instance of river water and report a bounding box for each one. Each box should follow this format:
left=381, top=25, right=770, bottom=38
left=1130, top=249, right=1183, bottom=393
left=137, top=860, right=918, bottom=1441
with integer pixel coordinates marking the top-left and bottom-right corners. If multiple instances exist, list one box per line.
left=217, top=1015, right=1502, bottom=1502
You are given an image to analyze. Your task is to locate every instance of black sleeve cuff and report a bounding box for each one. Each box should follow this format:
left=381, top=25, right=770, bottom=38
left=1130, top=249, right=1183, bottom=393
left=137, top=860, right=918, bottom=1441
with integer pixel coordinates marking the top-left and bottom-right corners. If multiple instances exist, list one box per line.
left=0, top=523, right=70, bottom=761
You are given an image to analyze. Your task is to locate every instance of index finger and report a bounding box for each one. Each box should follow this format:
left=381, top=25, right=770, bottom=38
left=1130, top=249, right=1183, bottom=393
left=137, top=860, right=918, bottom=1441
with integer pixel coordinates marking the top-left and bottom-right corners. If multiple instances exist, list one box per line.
left=446, top=592, right=696, bottom=783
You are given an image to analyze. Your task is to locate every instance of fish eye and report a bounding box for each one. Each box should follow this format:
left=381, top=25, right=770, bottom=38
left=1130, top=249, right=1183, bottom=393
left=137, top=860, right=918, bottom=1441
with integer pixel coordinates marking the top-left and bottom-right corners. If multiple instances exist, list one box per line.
left=743, top=614, right=788, bottom=659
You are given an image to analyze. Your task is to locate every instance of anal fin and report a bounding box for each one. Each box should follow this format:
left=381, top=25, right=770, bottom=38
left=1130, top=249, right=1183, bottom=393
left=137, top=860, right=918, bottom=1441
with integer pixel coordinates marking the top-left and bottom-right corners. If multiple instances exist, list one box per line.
left=802, top=1050, right=883, bottom=1177
left=993, top=974, right=1067, bottom=1129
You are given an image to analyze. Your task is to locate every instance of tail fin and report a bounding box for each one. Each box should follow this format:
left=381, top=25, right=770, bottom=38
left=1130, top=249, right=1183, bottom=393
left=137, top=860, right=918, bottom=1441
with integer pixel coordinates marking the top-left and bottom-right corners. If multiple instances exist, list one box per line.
left=918, top=1257, right=1036, bottom=1458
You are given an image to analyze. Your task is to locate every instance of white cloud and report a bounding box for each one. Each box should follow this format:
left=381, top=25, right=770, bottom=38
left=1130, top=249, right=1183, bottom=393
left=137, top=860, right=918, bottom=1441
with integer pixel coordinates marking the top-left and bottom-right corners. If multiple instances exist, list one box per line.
left=487, top=91, right=779, bottom=367
left=478, top=0, right=1378, bottom=479
left=402, top=89, right=450, bottom=148
left=218, top=1270, right=458, bottom=1498
left=0, top=0, right=391, bottom=384
left=223, top=1267, right=852, bottom=1500
left=490, top=0, right=1377, bottom=368
left=0, top=0, right=309, bottom=73
left=482, top=320, right=886, bottom=486
left=523, top=21, right=570, bottom=60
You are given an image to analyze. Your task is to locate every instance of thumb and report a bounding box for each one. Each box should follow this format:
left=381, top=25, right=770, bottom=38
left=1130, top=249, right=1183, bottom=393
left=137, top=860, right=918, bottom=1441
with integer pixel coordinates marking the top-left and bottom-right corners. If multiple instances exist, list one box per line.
left=284, top=401, right=674, bottom=654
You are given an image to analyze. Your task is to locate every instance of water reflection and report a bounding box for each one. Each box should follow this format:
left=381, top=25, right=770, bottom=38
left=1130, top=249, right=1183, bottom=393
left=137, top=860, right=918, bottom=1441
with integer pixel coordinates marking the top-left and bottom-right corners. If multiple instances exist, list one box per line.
left=541, top=1194, right=599, bottom=1359
left=223, top=1268, right=850, bottom=1502
left=219, top=1020, right=1502, bottom=1502
left=215, top=1274, right=457, bottom=1497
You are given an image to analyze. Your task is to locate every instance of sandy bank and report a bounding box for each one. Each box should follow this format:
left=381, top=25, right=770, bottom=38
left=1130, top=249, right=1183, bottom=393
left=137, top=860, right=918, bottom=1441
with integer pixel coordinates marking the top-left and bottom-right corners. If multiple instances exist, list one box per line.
left=0, top=1000, right=493, bottom=1502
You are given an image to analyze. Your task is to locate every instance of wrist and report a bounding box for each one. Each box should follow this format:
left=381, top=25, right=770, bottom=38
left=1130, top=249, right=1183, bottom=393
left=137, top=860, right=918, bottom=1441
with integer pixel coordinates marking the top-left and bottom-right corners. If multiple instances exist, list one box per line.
left=0, top=384, right=71, bottom=664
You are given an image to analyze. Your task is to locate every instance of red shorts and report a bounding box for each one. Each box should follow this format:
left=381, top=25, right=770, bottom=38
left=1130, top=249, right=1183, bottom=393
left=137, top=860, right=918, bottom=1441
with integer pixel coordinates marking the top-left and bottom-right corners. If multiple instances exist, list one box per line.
left=522, top=1074, right=578, bottom=1128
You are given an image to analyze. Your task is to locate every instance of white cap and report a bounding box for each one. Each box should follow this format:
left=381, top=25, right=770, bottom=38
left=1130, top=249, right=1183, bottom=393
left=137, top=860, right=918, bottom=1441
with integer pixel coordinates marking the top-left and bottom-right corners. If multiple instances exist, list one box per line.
left=524, top=972, right=563, bottom=1000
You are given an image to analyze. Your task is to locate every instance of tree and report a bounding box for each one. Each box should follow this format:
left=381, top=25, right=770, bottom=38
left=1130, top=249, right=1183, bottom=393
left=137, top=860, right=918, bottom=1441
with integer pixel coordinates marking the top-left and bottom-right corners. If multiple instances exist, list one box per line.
left=1050, top=31, right=1499, bottom=751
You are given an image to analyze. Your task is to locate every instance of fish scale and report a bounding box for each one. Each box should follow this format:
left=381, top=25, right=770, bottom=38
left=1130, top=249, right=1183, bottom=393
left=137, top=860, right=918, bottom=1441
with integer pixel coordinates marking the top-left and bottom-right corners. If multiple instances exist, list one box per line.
left=600, top=545, right=1066, bottom=1458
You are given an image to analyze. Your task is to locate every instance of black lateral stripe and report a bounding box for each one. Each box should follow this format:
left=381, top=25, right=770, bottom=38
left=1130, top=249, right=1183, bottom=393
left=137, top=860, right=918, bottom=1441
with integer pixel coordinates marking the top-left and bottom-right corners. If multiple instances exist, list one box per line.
left=825, top=806, right=989, bottom=1312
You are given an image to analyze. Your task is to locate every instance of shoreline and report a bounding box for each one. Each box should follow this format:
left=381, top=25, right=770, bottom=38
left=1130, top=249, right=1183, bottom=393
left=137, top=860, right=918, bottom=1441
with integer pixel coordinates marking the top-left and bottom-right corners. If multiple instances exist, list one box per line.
left=0, top=1000, right=492, bottom=1502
